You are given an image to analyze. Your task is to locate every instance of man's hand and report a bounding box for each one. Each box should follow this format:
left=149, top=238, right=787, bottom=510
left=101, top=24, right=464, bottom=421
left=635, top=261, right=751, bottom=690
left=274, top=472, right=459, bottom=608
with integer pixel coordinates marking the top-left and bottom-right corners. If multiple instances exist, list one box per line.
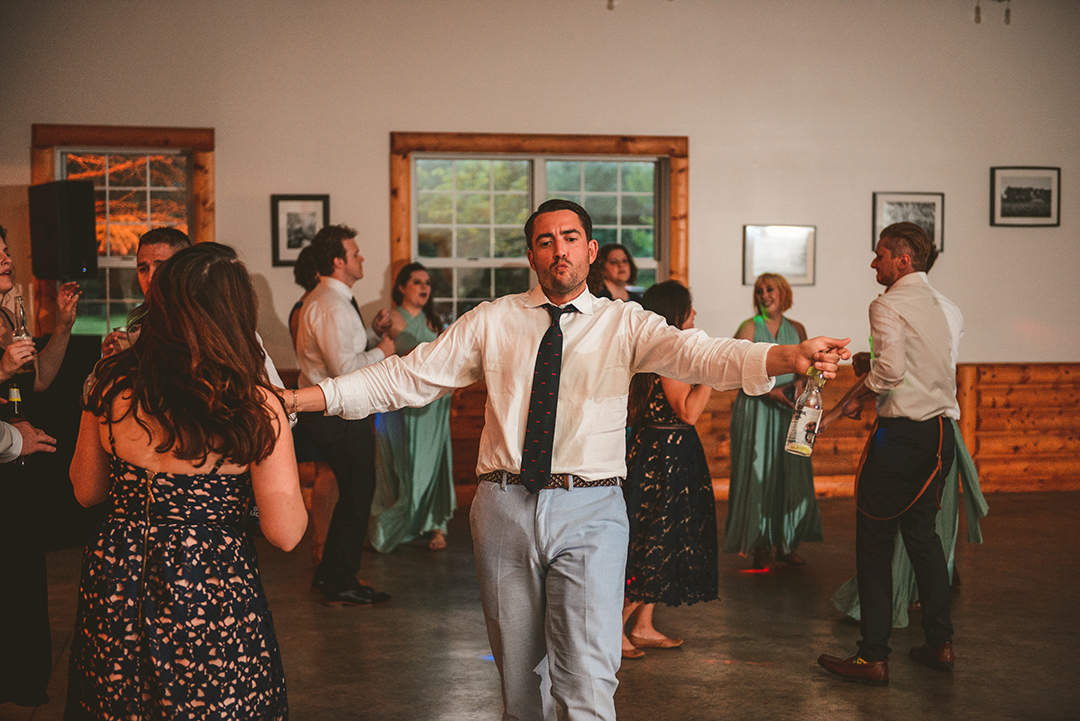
left=370, top=308, right=393, bottom=336
left=101, top=329, right=129, bottom=358
left=55, top=282, right=82, bottom=331
left=791, top=336, right=852, bottom=379
left=841, top=396, right=865, bottom=420
left=1, top=338, right=36, bottom=380
left=376, top=333, right=396, bottom=358
left=15, top=421, right=57, bottom=457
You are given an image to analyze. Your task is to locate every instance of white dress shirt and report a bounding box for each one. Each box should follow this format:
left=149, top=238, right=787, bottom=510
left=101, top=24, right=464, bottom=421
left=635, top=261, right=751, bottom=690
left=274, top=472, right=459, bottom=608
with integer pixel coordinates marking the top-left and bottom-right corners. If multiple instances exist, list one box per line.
left=297, top=276, right=384, bottom=389
left=0, top=420, right=21, bottom=463
left=867, top=272, right=963, bottom=421
left=320, top=285, right=775, bottom=481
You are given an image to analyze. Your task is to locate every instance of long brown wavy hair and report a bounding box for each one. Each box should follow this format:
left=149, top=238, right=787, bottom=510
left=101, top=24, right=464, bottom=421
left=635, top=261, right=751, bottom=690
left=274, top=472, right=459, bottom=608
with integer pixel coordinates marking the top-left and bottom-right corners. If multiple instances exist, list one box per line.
left=627, top=280, right=693, bottom=427
left=85, top=243, right=279, bottom=467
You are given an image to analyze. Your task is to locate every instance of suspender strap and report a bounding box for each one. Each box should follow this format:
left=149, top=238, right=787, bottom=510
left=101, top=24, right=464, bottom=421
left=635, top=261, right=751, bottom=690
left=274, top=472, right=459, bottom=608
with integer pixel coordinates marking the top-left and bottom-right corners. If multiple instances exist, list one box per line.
left=855, top=416, right=944, bottom=521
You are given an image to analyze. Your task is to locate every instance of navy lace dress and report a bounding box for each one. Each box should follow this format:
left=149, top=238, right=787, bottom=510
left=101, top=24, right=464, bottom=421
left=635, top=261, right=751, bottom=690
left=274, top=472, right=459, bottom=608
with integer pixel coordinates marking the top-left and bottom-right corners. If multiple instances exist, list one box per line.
left=65, top=427, right=288, bottom=720
left=624, top=375, right=719, bottom=607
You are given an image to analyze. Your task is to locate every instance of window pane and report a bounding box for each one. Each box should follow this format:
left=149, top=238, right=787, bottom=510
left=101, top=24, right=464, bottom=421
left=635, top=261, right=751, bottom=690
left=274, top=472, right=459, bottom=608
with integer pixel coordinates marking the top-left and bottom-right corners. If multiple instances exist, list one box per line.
left=621, top=162, right=655, bottom=193
left=635, top=268, right=657, bottom=289
left=593, top=228, right=617, bottom=246
left=77, top=270, right=108, bottom=303
left=456, top=194, right=490, bottom=225
left=492, top=160, right=530, bottom=192
left=584, top=162, right=618, bottom=192
left=458, top=268, right=491, bottom=299
left=621, top=195, right=654, bottom=226
left=418, top=228, right=452, bottom=258
left=428, top=268, right=453, bottom=298
left=622, top=228, right=655, bottom=258
left=493, top=194, right=529, bottom=226
left=109, top=189, right=147, bottom=221
left=494, top=267, right=531, bottom=297
left=583, top=195, right=617, bottom=226
left=150, top=191, right=187, bottom=225
left=149, top=155, right=187, bottom=188
left=109, top=155, right=146, bottom=187
left=109, top=225, right=145, bottom=257
left=546, top=161, right=580, bottom=193
left=458, top=300, right=483, bottom=316
left=433, top=300, right=454, bottom=325
left=548, top=192, right=580, bottom=205
left=72, top=302, right=109, bottom=338
left=66, top=153, right=106, bottom=183
left=109, top=267, right=141, bottom=301
left=417, top=159, right=453, bottom=191
left=457, top=227, right=490, bottom=258
left=418, top=194, right=452, bottom=224
left=455, top=160, right=490, bottom=191
left=493, top=228, right=526, bottom=258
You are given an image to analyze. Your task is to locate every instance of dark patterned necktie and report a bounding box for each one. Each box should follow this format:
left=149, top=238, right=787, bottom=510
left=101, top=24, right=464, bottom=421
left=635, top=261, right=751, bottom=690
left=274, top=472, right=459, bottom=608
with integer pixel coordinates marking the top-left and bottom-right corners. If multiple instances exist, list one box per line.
left=350, top=297, right=365, bottom=326
left=520, top=304, right=576, bottom=493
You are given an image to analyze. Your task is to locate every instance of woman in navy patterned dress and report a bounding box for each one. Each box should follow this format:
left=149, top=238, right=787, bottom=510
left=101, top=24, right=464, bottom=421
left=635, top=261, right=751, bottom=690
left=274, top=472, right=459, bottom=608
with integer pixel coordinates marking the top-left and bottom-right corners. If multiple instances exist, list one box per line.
left=66, top=243, right=307, bottom=720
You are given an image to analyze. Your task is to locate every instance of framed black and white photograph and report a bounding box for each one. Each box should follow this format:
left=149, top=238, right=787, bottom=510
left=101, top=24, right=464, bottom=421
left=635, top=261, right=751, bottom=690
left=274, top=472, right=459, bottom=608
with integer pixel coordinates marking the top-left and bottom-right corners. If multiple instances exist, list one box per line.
left=742, top=225, right=816, bottom=286
left=991, top=167, right=1060, bottom=227
left=271, top=194, right=330, bottom=266
left=872, top=192, right=944, bottom=252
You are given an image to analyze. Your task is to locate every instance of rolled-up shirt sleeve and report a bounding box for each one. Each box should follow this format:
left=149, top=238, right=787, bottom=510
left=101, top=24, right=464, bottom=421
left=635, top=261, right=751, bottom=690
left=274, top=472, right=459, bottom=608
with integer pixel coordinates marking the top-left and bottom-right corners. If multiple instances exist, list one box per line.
left=0, top=420, right=23, bottom=463
left=866, top=298, right=907, bottom=394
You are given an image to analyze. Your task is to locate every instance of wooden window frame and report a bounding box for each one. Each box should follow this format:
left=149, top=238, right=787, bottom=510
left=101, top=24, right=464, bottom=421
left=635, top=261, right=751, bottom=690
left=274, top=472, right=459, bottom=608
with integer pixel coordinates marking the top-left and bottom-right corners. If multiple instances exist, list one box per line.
left=29, top=124, right=214, bottom=334
left=390, top=132, right=688, bottom=284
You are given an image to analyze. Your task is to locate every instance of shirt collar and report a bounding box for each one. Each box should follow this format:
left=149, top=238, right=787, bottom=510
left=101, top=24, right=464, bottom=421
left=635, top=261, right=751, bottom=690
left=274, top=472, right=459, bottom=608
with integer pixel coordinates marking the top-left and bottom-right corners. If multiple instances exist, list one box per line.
left=320, top=275, right=355, bottom=300
left=885, top=271, right=929, bottom=293
left=525, top=284, right=595, bottom=315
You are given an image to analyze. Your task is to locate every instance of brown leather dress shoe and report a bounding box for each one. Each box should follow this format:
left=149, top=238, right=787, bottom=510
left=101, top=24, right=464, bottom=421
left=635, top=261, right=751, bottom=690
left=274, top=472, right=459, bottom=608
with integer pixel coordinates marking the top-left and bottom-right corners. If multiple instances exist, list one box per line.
left=910, top=642, right=954, bottom=671
left=817, top=653, right=889, bottom=686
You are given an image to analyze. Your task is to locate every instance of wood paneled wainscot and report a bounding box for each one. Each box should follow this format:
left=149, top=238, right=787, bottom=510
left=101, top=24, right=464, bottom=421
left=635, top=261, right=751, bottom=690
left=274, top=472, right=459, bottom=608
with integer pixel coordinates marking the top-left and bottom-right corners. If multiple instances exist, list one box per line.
left=446, top=363, right=1080, bottom=497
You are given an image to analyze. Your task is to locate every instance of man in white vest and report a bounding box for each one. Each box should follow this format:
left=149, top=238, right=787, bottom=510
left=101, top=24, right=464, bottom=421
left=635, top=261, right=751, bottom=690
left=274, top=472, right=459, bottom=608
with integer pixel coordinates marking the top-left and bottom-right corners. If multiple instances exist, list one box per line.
left=818, top=222, right=963, bottom=686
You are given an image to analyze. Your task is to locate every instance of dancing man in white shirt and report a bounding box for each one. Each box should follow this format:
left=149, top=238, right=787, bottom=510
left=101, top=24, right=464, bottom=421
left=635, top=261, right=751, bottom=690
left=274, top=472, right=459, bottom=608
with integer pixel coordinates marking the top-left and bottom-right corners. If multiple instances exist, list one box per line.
left=818, top=222, right=963, bottom=686
left=292, top=200, right=849, bottom=720
left=296, top=224, right=395, bottom=606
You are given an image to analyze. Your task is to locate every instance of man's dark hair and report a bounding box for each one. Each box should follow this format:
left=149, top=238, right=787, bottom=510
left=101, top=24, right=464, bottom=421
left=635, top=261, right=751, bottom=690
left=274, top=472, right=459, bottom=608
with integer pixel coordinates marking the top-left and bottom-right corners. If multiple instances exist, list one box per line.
left=523, top=199, right=592, bottom=249
left=138, top=227, right=191, bottom=252
left=309, top=224, right=358, bottom=276
left=879, top=222, right=938, bottom=273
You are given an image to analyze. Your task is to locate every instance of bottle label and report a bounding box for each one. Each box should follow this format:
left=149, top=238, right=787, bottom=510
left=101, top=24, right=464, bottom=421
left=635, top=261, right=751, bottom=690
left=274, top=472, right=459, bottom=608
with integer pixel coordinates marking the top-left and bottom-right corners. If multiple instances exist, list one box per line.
left=8, top=387, right=21, bottom=403
left=785, top=407, right=822, bottom=457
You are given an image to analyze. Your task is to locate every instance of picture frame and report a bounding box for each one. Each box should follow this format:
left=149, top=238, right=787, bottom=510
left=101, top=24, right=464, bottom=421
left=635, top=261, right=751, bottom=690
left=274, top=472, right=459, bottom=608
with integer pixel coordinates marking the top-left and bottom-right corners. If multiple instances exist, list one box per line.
left=991, top=167, right=1060, bottom=227
left=742, top=225, right=816, bottom=286
left=872, top=192, right=944, bottom=252
left=271, top=194, right=330, bottom=266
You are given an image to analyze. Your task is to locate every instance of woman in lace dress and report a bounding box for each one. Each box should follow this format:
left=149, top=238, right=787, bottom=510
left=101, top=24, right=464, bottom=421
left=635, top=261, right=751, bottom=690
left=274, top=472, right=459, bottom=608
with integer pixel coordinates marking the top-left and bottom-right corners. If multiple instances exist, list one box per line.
left=66, top=243, right=307, bottom=720
left=621, top=280, right=717, bottom=659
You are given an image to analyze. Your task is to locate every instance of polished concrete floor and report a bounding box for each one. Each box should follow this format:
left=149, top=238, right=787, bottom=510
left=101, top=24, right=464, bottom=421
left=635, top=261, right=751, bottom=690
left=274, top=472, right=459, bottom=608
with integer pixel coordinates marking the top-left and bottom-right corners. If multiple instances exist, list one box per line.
left=3, top=491, right=1079, bottom=721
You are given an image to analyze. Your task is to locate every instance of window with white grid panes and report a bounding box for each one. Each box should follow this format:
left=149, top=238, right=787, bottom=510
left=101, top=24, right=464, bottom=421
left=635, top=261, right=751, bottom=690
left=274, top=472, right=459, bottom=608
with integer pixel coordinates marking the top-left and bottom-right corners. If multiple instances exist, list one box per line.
left=414, top=155, right=664, bottom=321
left=58, top=150, right=191, bottom=336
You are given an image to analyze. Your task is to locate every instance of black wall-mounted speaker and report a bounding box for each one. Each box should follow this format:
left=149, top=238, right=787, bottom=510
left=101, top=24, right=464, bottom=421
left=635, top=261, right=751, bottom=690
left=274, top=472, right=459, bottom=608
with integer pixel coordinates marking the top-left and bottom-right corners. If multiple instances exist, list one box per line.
left=28, top=179, right=98, bottom=280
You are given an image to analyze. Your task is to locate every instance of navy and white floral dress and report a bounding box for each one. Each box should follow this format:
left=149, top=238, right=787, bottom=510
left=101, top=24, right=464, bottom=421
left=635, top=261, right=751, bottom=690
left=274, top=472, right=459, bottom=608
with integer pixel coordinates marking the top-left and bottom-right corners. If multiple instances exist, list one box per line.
left=65, top=426, right=287, bottom=720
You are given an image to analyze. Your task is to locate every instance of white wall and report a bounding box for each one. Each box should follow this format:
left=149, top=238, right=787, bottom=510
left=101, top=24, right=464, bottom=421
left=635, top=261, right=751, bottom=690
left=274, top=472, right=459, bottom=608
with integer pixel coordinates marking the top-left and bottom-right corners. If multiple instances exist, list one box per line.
left=2, top=0, right=1077, bottom=365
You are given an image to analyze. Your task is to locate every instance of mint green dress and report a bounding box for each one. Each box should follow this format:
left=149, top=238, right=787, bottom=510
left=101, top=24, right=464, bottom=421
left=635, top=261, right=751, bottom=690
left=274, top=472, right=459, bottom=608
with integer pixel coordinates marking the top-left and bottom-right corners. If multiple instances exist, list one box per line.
left=368, top=308, right=456, bottom=552
left=831, top=419, right=988, bottom=627
left=724, top=316, right=823, bottom=555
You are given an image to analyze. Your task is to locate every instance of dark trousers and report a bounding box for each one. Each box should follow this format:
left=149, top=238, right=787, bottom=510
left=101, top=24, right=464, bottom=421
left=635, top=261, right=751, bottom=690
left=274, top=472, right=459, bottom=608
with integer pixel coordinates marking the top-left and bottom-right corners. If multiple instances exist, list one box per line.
left=855, top=416, right=955, bottom=662
left=299, top=412, right=377, bottom=592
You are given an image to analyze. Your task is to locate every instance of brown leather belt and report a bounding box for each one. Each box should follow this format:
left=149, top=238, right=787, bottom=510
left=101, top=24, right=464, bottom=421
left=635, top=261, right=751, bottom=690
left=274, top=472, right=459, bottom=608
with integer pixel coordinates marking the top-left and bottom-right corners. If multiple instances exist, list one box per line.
left=477, top=471, right=622, bottom=490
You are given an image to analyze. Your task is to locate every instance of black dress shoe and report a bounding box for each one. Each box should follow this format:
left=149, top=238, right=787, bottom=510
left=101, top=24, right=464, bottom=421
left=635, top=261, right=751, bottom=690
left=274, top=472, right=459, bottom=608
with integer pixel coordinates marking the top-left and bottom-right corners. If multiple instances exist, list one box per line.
left=323, top=584, right=391, bottom=606
left=910, top=642, right=954, bottom=671
left=817, top=653, right=889, bottom=686
left=311, top=576, right=326, bottom=594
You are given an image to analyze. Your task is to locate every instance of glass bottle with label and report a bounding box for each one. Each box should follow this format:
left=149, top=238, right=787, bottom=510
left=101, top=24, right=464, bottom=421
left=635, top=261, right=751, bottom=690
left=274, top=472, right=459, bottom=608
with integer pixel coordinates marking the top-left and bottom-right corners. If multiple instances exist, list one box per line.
left=13, top=296, right=35, bottom=376
left=785, top=368, right=825, bottom=457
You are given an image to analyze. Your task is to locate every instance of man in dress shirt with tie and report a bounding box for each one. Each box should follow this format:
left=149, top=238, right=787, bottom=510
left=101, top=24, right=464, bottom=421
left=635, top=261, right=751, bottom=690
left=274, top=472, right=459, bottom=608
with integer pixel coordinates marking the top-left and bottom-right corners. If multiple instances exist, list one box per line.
left=817, top=222, right=963, bottom=686
left=293, top=200, right=849, bottom=719
left=296, top=224, right=395, bottom=605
